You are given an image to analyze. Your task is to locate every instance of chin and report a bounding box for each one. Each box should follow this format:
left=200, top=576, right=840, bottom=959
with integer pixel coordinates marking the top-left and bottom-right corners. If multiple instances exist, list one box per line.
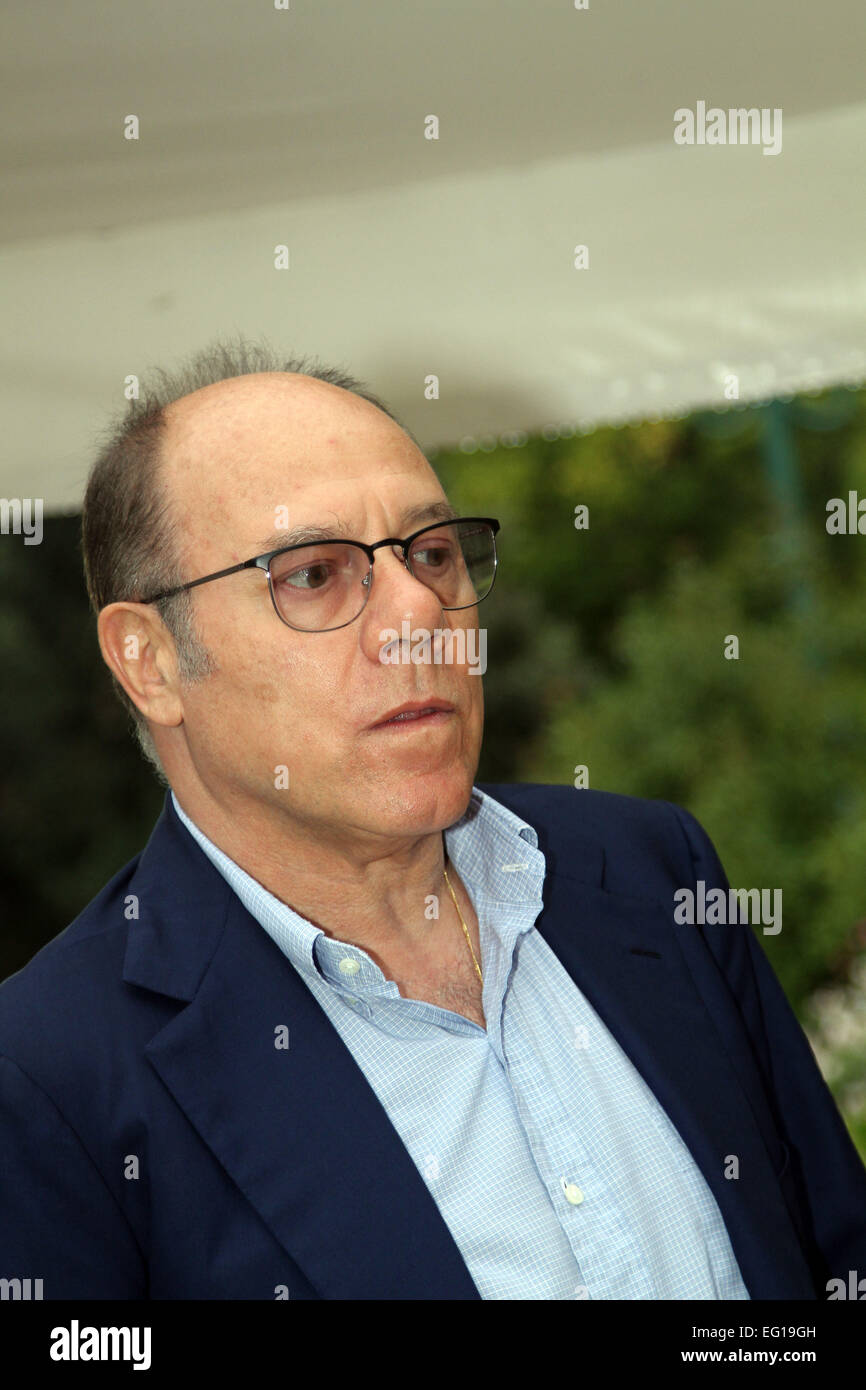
left=372, top=765, right=476, bottom=835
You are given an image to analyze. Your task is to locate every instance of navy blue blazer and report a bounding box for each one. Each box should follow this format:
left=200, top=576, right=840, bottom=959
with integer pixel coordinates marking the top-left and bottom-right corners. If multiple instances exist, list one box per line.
left=1, top=784, right=865, bottom=1300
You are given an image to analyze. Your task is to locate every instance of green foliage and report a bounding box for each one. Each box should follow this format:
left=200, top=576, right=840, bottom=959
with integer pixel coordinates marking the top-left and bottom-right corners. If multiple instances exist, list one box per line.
left=532, top=538, right=866, bottom=1006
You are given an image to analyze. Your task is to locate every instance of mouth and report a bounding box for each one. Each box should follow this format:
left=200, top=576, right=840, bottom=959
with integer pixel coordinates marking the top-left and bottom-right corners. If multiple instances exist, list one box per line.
left=368, top=699, right=455, bottom=731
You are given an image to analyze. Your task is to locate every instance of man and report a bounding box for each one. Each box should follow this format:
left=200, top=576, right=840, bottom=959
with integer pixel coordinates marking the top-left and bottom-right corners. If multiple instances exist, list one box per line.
left=1, top=340, right=865, bottom=1300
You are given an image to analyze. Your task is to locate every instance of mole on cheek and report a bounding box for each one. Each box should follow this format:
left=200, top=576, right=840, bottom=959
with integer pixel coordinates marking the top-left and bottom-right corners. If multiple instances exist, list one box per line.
left=246, top=670, right=288, bottom=707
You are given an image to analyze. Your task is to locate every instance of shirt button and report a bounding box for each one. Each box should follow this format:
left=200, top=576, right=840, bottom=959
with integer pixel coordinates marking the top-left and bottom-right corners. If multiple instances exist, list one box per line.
left=561, top=1180, right=584, bottom=1205
left=338, top=958, right=361, bottom=976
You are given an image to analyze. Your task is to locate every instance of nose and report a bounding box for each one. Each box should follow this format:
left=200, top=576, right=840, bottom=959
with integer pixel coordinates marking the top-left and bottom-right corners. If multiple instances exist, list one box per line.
left=358, top=543, right=445, bottom=665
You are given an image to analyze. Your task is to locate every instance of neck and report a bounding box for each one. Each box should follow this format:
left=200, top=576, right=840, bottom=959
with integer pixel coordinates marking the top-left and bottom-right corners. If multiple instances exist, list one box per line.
left=170, top=784, right=469, bottom=960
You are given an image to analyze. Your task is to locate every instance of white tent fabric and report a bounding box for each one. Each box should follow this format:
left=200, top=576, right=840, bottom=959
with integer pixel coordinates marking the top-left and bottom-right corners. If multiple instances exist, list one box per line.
left=2, top=0, right=865, bottom=511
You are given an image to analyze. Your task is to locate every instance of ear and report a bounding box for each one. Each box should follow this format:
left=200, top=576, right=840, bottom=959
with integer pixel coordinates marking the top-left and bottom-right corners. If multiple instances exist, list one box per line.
left=97, top=602, right=185, bottom=729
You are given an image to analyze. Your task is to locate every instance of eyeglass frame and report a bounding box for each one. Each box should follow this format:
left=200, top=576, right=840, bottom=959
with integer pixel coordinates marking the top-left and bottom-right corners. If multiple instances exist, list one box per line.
left=135, top=515, right=501, bottom=633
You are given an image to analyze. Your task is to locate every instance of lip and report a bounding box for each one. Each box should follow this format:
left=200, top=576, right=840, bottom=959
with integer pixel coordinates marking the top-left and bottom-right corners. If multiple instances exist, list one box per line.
left=367, top=698, right=455, bottom=730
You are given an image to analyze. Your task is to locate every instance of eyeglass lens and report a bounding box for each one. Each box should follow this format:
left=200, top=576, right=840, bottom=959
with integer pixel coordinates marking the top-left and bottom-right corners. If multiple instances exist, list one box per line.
left=267, top=520, right=496, bottom=631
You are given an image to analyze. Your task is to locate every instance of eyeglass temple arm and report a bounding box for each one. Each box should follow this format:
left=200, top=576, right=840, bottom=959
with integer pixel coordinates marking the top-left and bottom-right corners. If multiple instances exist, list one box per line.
left=139, top=557, right=260, bottom=605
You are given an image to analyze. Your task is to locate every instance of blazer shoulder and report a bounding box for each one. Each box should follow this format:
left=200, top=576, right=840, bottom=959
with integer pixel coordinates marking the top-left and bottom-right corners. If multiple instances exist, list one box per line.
left=478, top=781, right=707, bottom=899
left=0, top=850, right=143, bottom=1078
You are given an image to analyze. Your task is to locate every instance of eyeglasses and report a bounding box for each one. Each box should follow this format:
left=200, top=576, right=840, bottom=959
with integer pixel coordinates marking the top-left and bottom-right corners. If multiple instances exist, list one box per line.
left=137, top=516, right=500, bottom=632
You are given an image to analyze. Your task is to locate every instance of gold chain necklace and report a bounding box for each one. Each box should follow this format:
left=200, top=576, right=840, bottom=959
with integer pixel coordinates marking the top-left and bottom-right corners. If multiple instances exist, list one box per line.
left=443, top=866, right=483, bottom=984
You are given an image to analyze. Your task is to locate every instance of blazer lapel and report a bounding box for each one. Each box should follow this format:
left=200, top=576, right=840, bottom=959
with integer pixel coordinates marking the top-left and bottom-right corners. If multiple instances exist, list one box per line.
left=530, top=848, right=816, bottom=1299
left=125, top=796, right=481, bottom=1300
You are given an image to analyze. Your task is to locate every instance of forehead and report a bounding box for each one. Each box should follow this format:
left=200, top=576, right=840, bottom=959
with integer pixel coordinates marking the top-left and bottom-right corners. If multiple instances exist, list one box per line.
left=163, top=371, right=413, bottom=475
left=160, top=372, right=442, bottom=560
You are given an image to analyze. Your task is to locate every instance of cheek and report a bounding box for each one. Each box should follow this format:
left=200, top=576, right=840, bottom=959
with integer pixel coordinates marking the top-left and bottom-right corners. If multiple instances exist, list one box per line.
left=218, top=661, right=286, bottom=718
left=234, top=643, right=352, bottom=748
left=233, top=629, right=322, bottom=703
left=188, top=632, right=299, bottom=745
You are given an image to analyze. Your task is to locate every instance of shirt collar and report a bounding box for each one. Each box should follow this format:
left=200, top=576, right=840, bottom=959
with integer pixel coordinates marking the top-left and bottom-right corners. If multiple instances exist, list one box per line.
left=441, top=785, right=541, bottom=906
left=170, top=786, right=544, bottom=986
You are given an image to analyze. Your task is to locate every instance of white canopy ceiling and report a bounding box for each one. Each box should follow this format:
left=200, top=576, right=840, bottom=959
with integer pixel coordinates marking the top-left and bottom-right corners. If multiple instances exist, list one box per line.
left=2, top=0, right=865, bottom=510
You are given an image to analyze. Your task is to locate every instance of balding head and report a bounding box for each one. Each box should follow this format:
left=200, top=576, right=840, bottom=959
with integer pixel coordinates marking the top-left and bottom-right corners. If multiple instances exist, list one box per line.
left=82, top=339, right=418, bottom=778
left=90, top=350, right=486, bottom=862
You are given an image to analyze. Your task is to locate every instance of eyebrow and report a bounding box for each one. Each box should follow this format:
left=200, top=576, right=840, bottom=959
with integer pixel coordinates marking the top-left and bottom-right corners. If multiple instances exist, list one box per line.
left=252, top=500, right=459, bottom=554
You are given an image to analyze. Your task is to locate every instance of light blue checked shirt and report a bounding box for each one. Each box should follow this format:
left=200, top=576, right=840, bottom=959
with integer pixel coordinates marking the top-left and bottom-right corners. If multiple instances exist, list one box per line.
left=171, top=787, right=750, bottom=1301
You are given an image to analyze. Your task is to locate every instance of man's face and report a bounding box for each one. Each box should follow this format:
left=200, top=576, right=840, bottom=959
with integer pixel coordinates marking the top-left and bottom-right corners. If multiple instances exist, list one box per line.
left=157, top=373, right=485, bottom=844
